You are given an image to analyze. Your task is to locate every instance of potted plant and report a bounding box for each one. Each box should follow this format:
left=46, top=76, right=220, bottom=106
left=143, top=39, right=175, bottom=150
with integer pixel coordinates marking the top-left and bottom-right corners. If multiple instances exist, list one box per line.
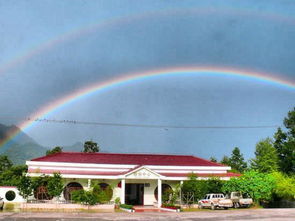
left=114, top=197, right=121, bottom=209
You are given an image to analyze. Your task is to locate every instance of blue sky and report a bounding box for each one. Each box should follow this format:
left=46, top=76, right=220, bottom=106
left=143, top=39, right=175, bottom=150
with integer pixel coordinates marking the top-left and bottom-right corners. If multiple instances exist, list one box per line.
left=0, top=0, right=294, bottom=160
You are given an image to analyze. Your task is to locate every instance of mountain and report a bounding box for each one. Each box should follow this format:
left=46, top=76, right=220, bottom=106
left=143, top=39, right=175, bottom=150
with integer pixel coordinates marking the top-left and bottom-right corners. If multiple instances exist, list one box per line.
left=62, top=141, right=84, bottom=152
left=0, top=123, right=48, bottom=165
left=0, top=123, right=108, bottom=164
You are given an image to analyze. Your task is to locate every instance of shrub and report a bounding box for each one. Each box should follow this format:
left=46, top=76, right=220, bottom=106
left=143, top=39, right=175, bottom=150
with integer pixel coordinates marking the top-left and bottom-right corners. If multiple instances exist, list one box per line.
left=162, top=203, right=181, bottom=210
left=71, top=189, right=98, bottom=206
left=222, top=170, right=276, bottom=203
left=181, top=174, right=224, bottom=202
left=92, top=184, right=113, bottom=203
left=120, top=204, right=134, bottom=210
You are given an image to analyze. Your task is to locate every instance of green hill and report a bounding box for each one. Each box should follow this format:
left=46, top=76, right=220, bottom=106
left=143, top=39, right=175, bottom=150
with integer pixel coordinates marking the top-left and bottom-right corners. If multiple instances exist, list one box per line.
left=0, top=123, right=48, bottom=165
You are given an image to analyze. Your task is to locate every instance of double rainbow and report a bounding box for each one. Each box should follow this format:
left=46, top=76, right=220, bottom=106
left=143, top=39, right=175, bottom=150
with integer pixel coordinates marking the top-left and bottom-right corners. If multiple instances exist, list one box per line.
left=1, top=66, right=294, bottom=149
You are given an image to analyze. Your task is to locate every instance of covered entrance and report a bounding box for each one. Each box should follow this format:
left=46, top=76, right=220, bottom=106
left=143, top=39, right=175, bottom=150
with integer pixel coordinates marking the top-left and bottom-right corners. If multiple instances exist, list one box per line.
left=125, top=184, right=144, bottom=205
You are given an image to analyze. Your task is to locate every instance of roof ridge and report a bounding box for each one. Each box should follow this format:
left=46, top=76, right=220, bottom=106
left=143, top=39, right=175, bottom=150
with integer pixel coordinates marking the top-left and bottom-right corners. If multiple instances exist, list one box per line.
left=57, top=151, right=195, bottom=157
left=191, top=155, right=226, bottom=167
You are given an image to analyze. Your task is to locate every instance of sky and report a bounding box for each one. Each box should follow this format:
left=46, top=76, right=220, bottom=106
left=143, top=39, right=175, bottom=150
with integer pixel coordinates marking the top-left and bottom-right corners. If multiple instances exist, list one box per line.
left=0, top=0, right=295, bottom=160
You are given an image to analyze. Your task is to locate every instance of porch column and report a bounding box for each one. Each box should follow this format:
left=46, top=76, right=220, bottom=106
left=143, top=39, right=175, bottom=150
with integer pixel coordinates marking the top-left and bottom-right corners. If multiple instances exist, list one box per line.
left=120, top=179, right=125, bottom=204
left=87, top=179, right=91, bottom=190
left=157, top=179, right=162, bottom=208
left=180, top=180, right=183, bottom=205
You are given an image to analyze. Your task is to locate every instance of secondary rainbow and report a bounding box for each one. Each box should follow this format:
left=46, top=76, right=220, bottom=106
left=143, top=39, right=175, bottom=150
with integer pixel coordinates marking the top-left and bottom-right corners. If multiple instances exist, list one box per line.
left=1, top=7, right=295, bottom=76
left=1, top=66, right=294, bottom=149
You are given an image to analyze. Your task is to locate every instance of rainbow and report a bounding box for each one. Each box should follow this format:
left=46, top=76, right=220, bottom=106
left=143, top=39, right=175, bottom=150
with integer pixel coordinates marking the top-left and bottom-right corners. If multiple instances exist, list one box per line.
left=1, top=7, right=295, bottom=76
left=1, top=66, right=294, bottom=149
left=1, top=8, right=295, bottom=149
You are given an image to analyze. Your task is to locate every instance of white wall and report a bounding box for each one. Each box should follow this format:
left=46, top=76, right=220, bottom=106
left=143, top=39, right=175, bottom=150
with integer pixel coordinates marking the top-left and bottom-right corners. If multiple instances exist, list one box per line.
left=0, top=187, right=25, bottom=203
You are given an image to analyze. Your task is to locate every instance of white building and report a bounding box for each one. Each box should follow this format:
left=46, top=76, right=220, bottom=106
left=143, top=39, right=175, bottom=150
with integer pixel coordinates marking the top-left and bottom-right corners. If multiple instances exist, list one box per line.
left=26, top=152, right=239, bottom=207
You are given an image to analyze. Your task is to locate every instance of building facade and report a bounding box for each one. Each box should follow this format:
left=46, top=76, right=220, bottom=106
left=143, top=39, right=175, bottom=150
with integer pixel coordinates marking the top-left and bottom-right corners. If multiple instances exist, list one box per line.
left=26, top=152, right=239, bottom=207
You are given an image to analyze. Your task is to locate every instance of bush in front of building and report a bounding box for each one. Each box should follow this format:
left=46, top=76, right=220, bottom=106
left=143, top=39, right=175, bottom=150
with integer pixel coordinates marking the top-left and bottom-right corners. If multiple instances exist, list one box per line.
left=181, top=174, right=225, bottom=204
left=71, top=189, right=99, bottom=206
left=71, top=183, right=114, bottom=206
left=16, top=172, right=64, bottom=202
left=92, top=183, right=113, bottom=203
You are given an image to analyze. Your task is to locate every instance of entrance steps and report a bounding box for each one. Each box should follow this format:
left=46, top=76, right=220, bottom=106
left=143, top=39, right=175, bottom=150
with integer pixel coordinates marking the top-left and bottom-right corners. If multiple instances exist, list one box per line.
left=133, top=206, right=168, bottom=212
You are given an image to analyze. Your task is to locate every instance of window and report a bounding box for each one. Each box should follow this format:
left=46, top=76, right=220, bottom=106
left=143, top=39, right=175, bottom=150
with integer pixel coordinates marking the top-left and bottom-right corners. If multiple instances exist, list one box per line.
left=5, top=190, right=16, bottom=201
left=63, top=182, right=83, bottom=201
left=154, top=184, right=172, bottom=201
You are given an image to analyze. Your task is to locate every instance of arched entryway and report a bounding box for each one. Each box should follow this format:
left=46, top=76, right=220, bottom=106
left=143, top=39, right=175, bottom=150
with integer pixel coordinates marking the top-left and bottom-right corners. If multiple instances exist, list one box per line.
left=154, top=183, right=173, bottom=202
left=63, top=182, right=83, bottom=201
left=95, top=183, right=113, bottom=202
left=34, top=185, right=53, bottom=200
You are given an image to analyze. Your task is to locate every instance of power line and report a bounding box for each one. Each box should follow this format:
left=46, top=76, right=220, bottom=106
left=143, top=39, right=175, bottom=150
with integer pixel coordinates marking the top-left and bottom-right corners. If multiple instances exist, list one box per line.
left=1, top=117, right=281, bottom=129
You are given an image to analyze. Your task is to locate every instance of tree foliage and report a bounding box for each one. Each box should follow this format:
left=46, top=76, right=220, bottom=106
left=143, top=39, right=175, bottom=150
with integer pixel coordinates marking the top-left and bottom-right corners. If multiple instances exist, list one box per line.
left=71, top=189, right=99, bottom=206
left=47, top=173, right=64, bottom=199
left=250, top=138, right=279, bottom=173
left=16, top=173, right=64, bottom=201
left=271, top=171, right=295, bottom=200
left=0, top=155, right=13, bottom=173
left=209, top=157, right=217, bottom=163
left=83, top=140, right=99, bottom=153
left=229, top=147, right=247, bottom=173
left=181, top=174, right=224, bottom=202
left=222, top=170, right=275, bottom=203
left=274, top=107, right=295, bottom=174
left=46, top=146, right=62, bottom=156
left=0, top=165, right=27, bottom=186
left=16, top=175, right=34, bottom=200
left=220, top=156, right=231, bottom=165
left=220, top=147, right=247, bottom=173
left=92, top=184, right=113, bottom=203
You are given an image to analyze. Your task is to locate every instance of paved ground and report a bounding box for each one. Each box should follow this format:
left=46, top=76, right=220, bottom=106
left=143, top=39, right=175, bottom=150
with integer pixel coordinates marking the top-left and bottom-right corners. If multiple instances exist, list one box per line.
left=1, top=209, right=295, bottom=221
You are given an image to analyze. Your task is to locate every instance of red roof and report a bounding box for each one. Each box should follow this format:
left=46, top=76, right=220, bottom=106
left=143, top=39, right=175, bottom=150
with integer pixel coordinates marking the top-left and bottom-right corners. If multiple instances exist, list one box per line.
left=30, top=152, right=225, bottom=167
left=159, top=172, right=241, bottom=177
left=27, top=169, right=239, bottom=178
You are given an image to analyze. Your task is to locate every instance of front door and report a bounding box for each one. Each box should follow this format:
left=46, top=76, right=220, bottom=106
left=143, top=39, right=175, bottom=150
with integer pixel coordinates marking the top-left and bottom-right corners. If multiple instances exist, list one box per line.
left=125, top=184, right=144, bottom=205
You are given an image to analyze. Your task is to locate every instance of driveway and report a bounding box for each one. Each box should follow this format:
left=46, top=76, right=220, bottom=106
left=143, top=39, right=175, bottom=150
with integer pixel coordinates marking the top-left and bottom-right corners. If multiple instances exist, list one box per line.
left=0, top=209, right=295, bottom=220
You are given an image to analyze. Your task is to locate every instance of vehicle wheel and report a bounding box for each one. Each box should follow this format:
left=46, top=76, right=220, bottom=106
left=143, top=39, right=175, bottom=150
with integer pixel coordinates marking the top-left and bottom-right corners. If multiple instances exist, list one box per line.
left=224, top=207, right=228, bottom=210
left=211, top=204, right=216, bottom=210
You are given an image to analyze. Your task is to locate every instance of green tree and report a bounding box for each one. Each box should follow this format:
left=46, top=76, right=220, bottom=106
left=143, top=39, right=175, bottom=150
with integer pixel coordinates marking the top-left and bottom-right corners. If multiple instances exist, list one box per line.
left=250, top=138, right=279, bottom=173
left=47, top=173, right=64, bottom=200
left=271, top=171, right=295, bottom=200
left=46, top=146, right=62, bottom=156
left=0, top=155, right=13, bottom=173
left=0, top=165, right=27, bottom=186
left=181, top=174, right=207, bottom=203
left=206, top=177, right=224, bottom=193
left=222, top=170, right=275, bottom=203
left=16, top=175, right=34, bottom=201
left=228, top=147, right=247, bottom=173
left=210, top=157, right=217, bottom=163
left=181, top=174, right=224, bottom=203
left=220, top=156, right=231, bottom=165
left=273, top=107, right=295, bottom=174
left=83, top=140, right=99, bottom=153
